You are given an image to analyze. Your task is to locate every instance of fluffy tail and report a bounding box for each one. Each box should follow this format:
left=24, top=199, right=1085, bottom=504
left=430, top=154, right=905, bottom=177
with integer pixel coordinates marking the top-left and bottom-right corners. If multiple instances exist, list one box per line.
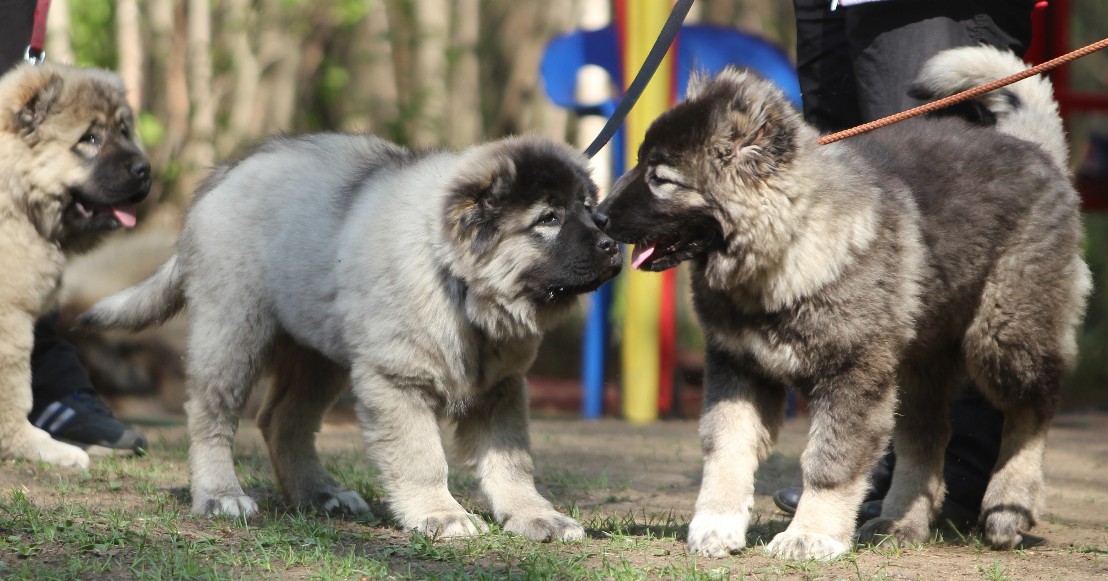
left=76, top=255, right=185, bottom=331
left=909, top=45, right=1068, bottom=172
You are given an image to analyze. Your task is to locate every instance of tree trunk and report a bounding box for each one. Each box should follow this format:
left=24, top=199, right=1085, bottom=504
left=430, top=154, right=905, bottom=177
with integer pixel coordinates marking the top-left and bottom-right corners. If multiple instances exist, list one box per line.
left=219, top=0, right=260, bottom=156
left=45, top=0, right=74, bottom=65
left=447, top=0, right=480, bottom=147
left=116, top=0, right=144, bottom=111
left=342, top=0, right=399, bottom=135
left=183, top=0, right=215, bottom=196
left=412, top=0, right=449, bottom=147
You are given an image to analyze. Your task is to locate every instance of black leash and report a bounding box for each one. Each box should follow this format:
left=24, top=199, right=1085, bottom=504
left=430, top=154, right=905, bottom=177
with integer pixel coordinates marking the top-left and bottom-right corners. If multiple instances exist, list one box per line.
left=583, top=0, right=695, bottom=158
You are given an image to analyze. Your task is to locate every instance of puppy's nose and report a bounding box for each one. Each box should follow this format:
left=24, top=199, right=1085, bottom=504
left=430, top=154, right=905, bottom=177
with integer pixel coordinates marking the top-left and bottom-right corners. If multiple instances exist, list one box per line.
left=597, top=235, right=618, bottom=255
left=593, top=209, right=610, bottom=229
left=131, top=159, right=151, bottom=179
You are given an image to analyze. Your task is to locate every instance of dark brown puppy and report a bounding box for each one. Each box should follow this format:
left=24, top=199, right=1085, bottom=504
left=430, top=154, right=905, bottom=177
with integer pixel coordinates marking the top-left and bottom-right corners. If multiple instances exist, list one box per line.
left=596, top=46, right=1088, bottom=559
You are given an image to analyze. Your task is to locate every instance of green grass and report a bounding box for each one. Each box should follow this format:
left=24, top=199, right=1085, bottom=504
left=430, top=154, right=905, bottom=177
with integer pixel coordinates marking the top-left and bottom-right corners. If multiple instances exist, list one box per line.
left=0, top=431, right=1095, bottom=580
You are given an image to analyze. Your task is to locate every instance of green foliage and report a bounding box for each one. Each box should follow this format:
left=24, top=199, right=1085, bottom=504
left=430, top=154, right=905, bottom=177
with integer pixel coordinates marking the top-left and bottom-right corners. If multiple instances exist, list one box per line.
left=137, top=112, right=167, bottom=149
left=1069, top=214, right=1108, bottom=404
left=68, top=0, right=115, bottom=68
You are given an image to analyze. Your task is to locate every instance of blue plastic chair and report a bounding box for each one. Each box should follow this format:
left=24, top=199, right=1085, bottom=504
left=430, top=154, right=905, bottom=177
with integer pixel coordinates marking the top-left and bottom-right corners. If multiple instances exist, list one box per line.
left=540, top=24, right=800, bottom=419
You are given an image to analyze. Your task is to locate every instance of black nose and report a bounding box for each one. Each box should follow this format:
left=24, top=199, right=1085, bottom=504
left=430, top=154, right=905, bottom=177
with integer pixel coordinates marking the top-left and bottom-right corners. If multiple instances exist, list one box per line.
left=597, top=235, right=618, bottom=254
left=593, top=209, right=610, bottom=229
left=131, top=159, right=151, bottom=179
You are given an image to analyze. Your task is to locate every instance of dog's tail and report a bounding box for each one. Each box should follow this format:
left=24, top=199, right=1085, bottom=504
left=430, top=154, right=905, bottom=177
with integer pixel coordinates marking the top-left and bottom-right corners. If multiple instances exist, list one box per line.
left=909, top=44, right=1068, bottom=172
left=76, top=255, right=185, bottom=331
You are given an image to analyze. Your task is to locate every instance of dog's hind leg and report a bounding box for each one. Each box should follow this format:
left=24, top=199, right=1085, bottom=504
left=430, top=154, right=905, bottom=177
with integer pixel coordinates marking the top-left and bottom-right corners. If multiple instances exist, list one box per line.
left=977, top=405, right=1052, bottom=549
left=257, top=336, right=368, bottom=516
left=965, top=247, right=1088, bottom=549
left=184, top=301, right=276, bottom=518
left=858, top=352, right=954, bottom=545
left=965, top=311, right=1065, bottom=549
left=687, top=350, right=786, bottom=558
left=352, top=366, right=488, bottom=538
left=767, top=360, right=898, bottom=560
left=0, top=308, right=89, bottom=468
left=454, top=375, right=584, bottom=542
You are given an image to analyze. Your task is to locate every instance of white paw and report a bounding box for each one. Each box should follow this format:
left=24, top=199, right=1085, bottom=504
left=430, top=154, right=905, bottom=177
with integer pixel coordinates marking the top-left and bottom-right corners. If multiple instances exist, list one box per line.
left=413, top=511, right=489, bottom=539
left=766, top=530, right=848, bottom=560
left=193, top=492, right=259, bottom=517
left=503, top=511, right=585, bottom=542
left=687, top=512, right=750, bottom=557
left=318, top=489, right=370, bottom=515
left=35, top=438, right=91, bottom=469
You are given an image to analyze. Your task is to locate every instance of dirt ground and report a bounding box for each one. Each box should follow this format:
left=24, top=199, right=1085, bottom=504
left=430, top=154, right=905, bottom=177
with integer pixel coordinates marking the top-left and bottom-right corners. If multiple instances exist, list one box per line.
left=524, top=410, right=1108, bottom=579
left=4, top=408, right=1104, bottom=579
left=11, top=230, right=1108, bottom=578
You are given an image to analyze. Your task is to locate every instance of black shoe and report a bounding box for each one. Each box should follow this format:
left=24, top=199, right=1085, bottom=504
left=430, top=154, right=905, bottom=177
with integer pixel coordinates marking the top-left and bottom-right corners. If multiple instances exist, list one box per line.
left=774, top=487, right=885, bottom=522
left=859, top=499, right=883, bottom=522
left=30, top=391, right=147, bottom=456
left=773, top=486, right=802, bottom=515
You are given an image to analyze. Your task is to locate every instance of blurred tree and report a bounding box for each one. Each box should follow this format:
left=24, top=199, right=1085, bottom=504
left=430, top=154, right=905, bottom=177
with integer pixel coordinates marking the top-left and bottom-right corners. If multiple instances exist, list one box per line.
left=49, top=0, right=1106, bottom=402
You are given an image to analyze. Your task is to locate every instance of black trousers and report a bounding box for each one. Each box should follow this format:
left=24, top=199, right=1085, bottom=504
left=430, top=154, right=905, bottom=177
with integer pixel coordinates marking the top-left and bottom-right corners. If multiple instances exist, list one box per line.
left=30, top=313, right=98, bottom=416
left=793, top=0, right=1038, bottom=132
left=792, top=0, right=1038, bottom=510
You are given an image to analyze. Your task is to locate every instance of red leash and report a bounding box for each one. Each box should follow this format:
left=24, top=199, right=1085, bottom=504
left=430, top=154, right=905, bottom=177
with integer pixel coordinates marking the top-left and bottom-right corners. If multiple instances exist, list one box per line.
left=25, top=0, right=52, bottom=64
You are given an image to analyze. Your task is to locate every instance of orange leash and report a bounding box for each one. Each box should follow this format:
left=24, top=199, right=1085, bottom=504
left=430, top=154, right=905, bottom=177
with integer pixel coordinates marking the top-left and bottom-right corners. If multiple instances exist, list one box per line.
left=817, top=36, right=1108, bottom=146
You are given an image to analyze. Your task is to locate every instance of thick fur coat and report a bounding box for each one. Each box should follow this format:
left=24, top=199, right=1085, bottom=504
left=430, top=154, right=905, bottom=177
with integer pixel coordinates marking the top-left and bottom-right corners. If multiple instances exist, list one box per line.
left=0, top=64, right=149, bottom=468
left=596, top=45, right=1090, bottom=559
left=79, top=133, right=621, bottom=540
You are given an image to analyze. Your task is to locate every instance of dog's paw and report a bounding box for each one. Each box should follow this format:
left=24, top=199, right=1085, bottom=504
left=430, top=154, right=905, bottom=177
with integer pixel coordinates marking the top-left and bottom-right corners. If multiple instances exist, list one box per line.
left=687, top=512, right=750, bottom=557
left=503, top=511, right=585, bottom=542
left=193, top=492, right=259, bottom=517
left=413, top=511, right=489, bottom=539
left=766, top=530, right=848, bottom=561
left=983, top=507, right=1030, bottom=549
left=857, top=516, right=928, bottom=547
left=316, top=489, right=370, bottom=516
left=34, top=438, right=91, bottom=469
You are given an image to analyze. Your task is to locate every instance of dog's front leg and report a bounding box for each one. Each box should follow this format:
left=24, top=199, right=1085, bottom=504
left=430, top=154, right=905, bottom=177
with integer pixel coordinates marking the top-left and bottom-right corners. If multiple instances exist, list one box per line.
left=353, top=368, right=487, bottom=538
left=766, top=363, right=898, bottom=560
left=0, top=307, right=89, bottom=468
left=688, top=351, right=785, bottom=557
left=454, top=375, right=584, bottom=542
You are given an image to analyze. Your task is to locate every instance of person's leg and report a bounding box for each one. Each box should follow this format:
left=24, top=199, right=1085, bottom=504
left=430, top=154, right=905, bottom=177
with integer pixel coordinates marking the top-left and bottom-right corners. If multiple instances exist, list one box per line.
left=842, top=0, right=1036, bottom=521
left=793, top=0, right=862, bottom=133
left=29, top=313, right=148, bottom=455
left=773, top=0, right=883, bottom=520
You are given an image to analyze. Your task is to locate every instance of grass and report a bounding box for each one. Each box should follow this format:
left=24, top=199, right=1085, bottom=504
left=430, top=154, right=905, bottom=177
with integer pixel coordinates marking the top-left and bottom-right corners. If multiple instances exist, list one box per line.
left=0, top=426, right=1099, bottom=580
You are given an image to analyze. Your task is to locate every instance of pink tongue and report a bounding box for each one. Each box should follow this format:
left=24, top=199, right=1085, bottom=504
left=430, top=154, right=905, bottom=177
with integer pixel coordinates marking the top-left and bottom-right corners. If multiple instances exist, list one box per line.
left=631, top=242, right=656, bottom=270
left=112, top=205, right=137, bottom=229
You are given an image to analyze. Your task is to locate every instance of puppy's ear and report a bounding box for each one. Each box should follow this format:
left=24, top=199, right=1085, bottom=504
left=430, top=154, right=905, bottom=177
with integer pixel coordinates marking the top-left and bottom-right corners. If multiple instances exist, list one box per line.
left=444, top=155, right=515, bottom=256
left=719, top=83, right=799, bottom=175
left=13, top=68, right=64, bottom=136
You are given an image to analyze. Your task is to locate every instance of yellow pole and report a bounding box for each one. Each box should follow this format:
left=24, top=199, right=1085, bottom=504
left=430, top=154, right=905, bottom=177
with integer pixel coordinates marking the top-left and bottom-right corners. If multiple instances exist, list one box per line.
left=620, top=0, right=673, bottom=424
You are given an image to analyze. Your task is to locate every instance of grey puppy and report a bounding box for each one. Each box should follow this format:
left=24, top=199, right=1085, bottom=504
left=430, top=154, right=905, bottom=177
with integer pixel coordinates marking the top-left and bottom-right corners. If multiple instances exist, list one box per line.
left=595, top=45, right=1089, bottom=559
left=0, top=63, right=150, bottom=469
left=79, top=133, right=622, bottom=541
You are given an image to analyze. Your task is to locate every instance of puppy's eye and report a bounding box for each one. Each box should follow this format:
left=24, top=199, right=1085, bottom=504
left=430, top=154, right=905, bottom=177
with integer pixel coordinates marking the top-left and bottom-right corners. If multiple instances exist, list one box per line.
left=535, top=212, right=560, bottom=227
left=647, top=173, right=670, bottom=187
left=120, top=125, right=131, bottom=139
left=79, top=132, right=101, bottom=147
